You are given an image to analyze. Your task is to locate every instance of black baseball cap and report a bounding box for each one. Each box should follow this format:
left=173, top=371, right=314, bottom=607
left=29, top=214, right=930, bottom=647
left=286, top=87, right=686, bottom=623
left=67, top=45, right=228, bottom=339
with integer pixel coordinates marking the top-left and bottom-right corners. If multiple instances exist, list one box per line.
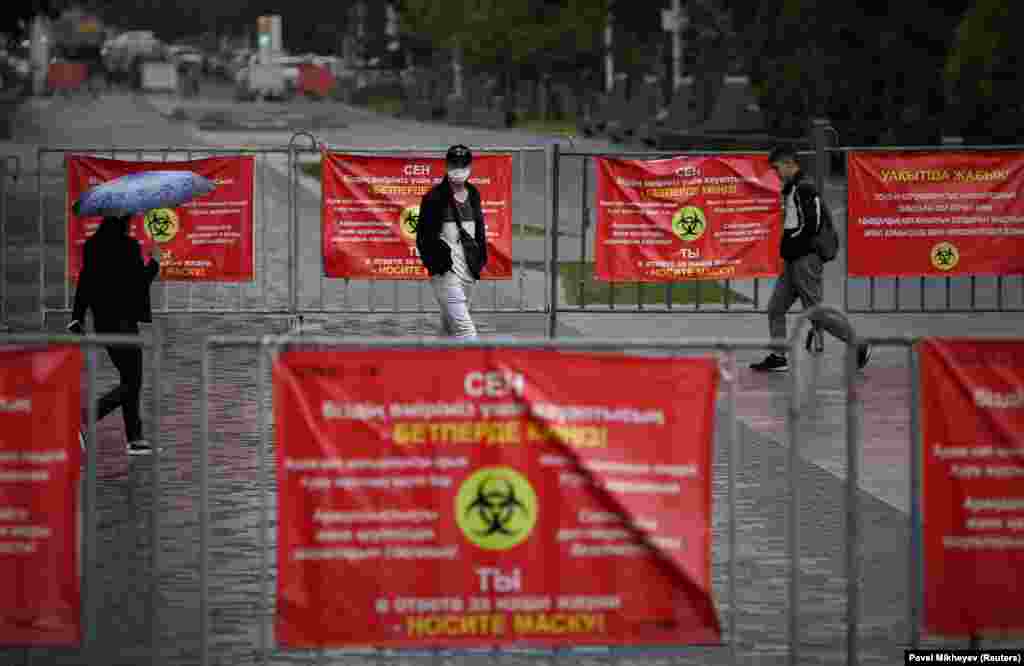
left=445, top=144, right=473, bottom=167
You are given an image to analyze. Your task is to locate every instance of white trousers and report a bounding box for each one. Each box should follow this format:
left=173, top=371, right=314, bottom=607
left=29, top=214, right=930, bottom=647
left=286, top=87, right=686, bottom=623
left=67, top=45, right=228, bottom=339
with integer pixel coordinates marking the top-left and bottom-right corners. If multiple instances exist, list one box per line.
left=431, top=272, right=477, bottom=339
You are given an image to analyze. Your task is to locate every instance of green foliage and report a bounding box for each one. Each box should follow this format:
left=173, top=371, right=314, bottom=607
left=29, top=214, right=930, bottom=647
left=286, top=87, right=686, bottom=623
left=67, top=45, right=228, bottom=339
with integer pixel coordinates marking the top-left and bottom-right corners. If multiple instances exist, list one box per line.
left=944, top=0, right=1023, bottom=141
left=733, top=0, right=969, bottom=143
left=398, top=0, right=607, bottom=72
left=559, top=262, right=751, bottom=307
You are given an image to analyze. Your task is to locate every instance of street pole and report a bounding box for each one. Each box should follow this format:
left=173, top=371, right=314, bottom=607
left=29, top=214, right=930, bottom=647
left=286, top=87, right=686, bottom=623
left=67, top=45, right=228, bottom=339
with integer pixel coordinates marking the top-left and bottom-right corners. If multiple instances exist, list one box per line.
left=604, top=8, right=613, bottom=94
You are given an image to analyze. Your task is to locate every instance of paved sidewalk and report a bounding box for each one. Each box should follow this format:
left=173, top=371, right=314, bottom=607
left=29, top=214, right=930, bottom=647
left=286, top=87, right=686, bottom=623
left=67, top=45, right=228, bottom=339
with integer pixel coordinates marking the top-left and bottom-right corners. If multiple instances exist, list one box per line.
left=1, top=87, right=1021, bottom=665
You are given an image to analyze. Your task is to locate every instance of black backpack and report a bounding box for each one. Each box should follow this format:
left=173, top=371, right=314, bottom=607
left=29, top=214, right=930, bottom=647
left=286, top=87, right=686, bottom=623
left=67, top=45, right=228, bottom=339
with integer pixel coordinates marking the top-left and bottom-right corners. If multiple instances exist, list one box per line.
left=813, top=197, right=839, bottom=262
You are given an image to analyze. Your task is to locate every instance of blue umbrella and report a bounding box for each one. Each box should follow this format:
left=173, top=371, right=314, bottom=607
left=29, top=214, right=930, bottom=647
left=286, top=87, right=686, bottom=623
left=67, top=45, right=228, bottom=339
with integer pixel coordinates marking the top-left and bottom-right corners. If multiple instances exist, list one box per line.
left=72, top=170, right=216, bottom=217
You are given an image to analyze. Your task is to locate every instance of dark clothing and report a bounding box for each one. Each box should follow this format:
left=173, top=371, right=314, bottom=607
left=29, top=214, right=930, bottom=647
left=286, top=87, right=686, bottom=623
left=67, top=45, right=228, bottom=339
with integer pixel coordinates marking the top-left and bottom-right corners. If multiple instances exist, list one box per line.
left=768, top=171, right=851, bottom=345
left=767, top=253, right=851, bottom=344
left=72, top=219, right=158, bottom=442
left=416, top=178, right=487, bottom=279
left=72, top=224, right=158, bottom=325
left=85, top=319, right=144, bottom=442
left=779, top=172, right=824, bottom=261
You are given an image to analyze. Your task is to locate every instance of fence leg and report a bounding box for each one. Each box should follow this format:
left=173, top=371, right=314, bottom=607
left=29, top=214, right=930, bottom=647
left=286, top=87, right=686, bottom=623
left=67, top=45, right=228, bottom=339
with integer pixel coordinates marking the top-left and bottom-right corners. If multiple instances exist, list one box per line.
left=789, top=304, right=859, bottom=666
left=547, top=144, right=561, bottom=338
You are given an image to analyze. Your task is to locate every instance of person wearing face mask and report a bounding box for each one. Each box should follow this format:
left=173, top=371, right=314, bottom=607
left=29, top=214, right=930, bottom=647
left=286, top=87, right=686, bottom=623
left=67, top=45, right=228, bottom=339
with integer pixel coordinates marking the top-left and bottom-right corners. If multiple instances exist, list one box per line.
left=415, top=144, right=488, bottom=339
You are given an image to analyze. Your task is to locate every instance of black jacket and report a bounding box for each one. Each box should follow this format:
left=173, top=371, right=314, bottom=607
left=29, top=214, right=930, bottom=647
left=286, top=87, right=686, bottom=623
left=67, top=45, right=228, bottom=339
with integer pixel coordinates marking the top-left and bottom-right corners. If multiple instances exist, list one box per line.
left=72, top=224, right=159, bottom=327
left=415, top=178, right=487, bottom=279
left=779, top=171, right=823, bottom=261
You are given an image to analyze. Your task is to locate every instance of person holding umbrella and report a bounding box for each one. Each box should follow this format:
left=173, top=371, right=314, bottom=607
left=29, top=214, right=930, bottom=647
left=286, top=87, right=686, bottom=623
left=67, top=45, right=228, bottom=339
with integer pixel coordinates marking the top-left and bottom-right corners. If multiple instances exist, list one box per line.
left=66, top=169, right=214, bottom=455
left=68, top=214, right=160, bottom=455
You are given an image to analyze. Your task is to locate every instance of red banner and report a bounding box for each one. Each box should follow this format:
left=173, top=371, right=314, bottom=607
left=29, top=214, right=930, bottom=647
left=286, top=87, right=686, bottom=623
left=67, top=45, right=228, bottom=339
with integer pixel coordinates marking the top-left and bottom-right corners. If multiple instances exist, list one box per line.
left=66, top=156, right=255, bottom=282
left=594, top=156, right=782, bottom=282
left=919, top=339, right=1024, bottom=637
left=0, top=346, right=81, bottom=646
left=274, top=349, right=720, bottom=648
left=298, top=64, right=335, bottom=98
left=847, top=151, right=1024, bottom=277
left=321, top=152, right=513, bottom=280
left=47, top=63, right=88, bottom=92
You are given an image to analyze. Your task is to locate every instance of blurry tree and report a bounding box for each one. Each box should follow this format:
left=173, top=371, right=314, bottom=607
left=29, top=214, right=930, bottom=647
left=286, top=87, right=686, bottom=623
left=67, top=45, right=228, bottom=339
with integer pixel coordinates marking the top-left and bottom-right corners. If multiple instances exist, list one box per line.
left=399, top=0, right=606, bottom=72
left=724, top=0, right=968, bottom=143
left=944, top=0, right=1024, bottom=143
left=398, top=0, right=609, bottom=117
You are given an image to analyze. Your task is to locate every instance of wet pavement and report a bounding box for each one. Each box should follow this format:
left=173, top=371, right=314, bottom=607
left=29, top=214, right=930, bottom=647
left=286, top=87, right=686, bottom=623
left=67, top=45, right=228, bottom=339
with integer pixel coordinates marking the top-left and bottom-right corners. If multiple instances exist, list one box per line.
left=1, top=83, right=1022, bottom=664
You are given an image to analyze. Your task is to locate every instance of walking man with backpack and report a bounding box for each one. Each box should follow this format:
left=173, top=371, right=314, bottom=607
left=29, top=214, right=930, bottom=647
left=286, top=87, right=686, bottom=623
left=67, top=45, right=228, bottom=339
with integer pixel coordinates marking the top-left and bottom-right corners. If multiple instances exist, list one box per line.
left=750, top=145, right=871, bottom=372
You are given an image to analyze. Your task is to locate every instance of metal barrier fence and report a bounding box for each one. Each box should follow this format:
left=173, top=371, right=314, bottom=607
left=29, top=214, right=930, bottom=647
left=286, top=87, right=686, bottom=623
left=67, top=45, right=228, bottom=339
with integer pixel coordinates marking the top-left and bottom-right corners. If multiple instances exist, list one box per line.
left=37, top=146, right=296, bottom=326
left=33, top=140, right=553, bottom=329
left=287, top=139, right=552, bottom=317
left=548, top=144, right=777, bottom=331
left=806, top=128, right=1024, bottom=314
left=3, top=311, right=1017, bottom=664
left=0, top=329, right=161, bottom=665
left=26, top=138, right=1024, bottom=334
left=198, top=319, right=875, bottom=665
left=545, top=140, right=1024, bottom=336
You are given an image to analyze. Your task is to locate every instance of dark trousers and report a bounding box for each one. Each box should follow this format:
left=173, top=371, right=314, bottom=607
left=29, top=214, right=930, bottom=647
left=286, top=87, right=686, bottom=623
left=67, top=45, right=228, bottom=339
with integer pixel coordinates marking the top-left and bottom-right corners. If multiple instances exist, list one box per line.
left=83, top=319, right=143, bottom=442
left=767, top=254, right=852, bottom=347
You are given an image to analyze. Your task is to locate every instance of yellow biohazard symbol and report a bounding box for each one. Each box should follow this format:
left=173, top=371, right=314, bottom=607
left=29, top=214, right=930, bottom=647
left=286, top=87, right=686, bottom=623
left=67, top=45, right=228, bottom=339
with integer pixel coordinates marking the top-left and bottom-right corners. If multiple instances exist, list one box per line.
left=455, top=467, right=537, bottom=551
left=931, top=241, right=959, bottom=272
left=399, top=205, right=421, bottom=242
left=143, top=208, right=179, bottom=243
left=671, top=206, right=706, bottom=242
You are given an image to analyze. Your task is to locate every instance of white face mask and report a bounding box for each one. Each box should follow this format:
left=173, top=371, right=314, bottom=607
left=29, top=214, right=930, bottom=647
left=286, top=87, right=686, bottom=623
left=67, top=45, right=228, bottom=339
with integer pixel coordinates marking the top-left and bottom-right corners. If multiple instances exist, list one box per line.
left=447, top=168, right=471, bottom=184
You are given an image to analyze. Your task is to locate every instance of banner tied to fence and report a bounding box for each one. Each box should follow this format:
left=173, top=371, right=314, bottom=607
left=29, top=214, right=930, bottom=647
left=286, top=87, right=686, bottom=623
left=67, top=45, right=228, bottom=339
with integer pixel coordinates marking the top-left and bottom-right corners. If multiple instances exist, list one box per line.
left=321, top=152, right=513, bottom=280
left=847, top=151, right=1024, bottom=277
left=919, top=338, right=1024, bottom=636
left=0, top=346, right=81, bottom=646
left=67, top=156, right=256, bottom=282
left=273, top=349, right=721, bottom=648
left=594, top=155, right=782, bottom=282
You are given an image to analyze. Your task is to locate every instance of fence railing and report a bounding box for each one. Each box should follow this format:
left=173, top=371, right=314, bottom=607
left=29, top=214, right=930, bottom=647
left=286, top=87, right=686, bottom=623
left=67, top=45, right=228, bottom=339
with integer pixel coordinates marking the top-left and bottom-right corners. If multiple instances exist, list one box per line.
left=11, top=136, right=1022, bottom=335
left=197, top=318, right=873, bottom=665
left=36, top=146, right=296, bottom=325
left=0, top=329, right=162, bottom=664
left=287, top=142, right=552, bottom=317
left=808, top=129, right=1024, bottom=315
left=2, top=311, right=1019, bottom=664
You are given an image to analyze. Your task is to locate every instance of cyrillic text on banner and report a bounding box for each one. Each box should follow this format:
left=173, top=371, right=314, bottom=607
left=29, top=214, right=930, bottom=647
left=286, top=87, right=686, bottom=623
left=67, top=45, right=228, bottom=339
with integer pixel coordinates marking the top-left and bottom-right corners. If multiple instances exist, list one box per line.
left=321, top=152, right=513, bottom=280
left=847, top=151, right=1024, bottom=277
left=66, top=156, right=256, bottom=282
left=273, top=348, right=720, bottom=648
left=594, top=155, right=782, bottom=282
left=919, top=338, right=1024, bottom=636
left=0, top=346, right=82, bottom=646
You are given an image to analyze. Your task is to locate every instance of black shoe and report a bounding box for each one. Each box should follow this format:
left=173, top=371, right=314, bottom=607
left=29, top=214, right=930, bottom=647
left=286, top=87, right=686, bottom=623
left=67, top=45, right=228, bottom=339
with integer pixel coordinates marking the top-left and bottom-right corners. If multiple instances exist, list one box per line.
left=78, top=429, right=86, bottom=452
left=857, top=343, right=872, bottom=370
left=750, top=353, right=789, bottom=372
left=127, top=439, right=159, bottom=456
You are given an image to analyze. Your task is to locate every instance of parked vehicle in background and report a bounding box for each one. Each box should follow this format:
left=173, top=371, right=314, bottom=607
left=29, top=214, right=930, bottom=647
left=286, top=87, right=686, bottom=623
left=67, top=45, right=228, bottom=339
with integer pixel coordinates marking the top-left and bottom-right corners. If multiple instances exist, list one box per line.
left=104, top=30, right=165, bottom=87
left=275, top=55, right=303, bottom=92
left=234, top=53, right=308, bottom=101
